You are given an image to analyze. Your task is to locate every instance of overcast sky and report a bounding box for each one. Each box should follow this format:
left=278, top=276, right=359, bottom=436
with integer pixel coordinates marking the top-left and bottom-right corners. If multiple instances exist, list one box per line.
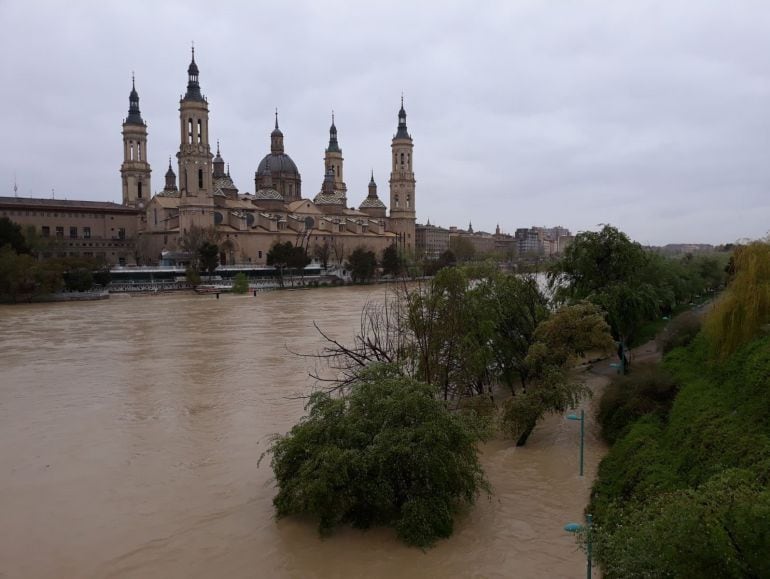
left=1, top=1, right=769, bottom=244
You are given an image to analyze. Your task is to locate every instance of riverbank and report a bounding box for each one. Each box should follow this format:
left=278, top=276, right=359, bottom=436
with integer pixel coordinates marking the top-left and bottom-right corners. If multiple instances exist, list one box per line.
left=587, top=309, right=770, bottom=575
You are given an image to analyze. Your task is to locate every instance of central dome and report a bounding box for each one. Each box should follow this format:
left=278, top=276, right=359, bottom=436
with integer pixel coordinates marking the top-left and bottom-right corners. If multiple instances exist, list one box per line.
left=257, top=153, right=299, bottom=176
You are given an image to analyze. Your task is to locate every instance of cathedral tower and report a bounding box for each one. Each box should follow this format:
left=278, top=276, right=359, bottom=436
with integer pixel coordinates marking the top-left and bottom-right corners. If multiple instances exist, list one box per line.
left=176, top=47, right=215, bottom=232
left=120, top=75, right=151, bottom=207
left=388, top=97, right=416, bottom=250
left=324, top=112, right=346, bottom=194
left=176, top=46, right=213, bottom=198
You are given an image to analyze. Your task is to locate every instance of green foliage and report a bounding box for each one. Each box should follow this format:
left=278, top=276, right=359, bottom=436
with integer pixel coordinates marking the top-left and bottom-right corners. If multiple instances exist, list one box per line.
left=312, top=240, right=331, bottom=269
left=347, top=247, right=377, bottom=282
left=597, top=364, right=679, bottom=444
left=381, top=243, right=402, bottom=277
left=231, top=272, right=249, bottom=294
left=593, top=470, right=770, bottom=579
left=197, top=241, right=220, bottom=276
left=264, top=364, right=490, bottom=548
left=0, top=217, right=29, bottom=254
left=657, top=310, right=702, bottom=354
left=589, top=333, right=770, bottom=575
left=705, top=241, right=770, bottom=360
left=185, top=266, right=201, bottom=287
left=0, top=245, right=37, bottom=301
left=267, top=241, right=310, bottom=287
left=63, top=268, right=93, bottom=292
left=92, top=266, right=112, bottom=288
left=550, top=225, right=650, bottom=299
left=500, top=302, right=613, bottom=445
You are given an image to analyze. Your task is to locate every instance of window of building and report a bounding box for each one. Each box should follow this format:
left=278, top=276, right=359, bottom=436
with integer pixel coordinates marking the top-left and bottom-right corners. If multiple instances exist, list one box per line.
left=55, top=226, right=64, bottom=238
left=188, top=119, right=193, bottom=144
left=70, top=226, right=77, bottom=239
left=197, top=119, right=202, bottom=144
left=83, top=227, right=91, bottom=239
left=258, top=250, right=262, bottom=259
left=42, top=226, right=50, bottom=237
left=198, top=169, right=203, bottom=189
left=138, top=181, right=143, bottom=199
left=118, top=228, right=126, bottom=240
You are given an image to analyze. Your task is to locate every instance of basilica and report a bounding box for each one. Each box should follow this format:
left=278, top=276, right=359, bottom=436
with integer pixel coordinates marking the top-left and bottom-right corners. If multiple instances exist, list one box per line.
left=123, top=49, right=417, bottom=265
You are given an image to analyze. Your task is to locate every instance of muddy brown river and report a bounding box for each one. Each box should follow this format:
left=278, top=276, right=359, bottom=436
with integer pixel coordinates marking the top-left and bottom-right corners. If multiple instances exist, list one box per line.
left=0, top=287, right=606, bottom=578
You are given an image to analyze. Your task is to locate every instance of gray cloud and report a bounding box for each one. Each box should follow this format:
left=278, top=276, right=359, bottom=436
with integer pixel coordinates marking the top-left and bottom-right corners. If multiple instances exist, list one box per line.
left=2, top=0, right=769, bottom=244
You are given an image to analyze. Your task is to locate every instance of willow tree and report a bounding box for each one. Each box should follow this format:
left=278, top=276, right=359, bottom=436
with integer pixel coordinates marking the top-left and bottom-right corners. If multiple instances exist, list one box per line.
left=705, top=241, right=770, bottom=360
left=550, top=225, right=660, bottom=368
left=263, top=364, right=490, bottom=548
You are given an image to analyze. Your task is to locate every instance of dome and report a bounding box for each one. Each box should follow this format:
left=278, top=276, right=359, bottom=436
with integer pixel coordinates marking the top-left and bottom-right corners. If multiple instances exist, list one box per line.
left=359, top=197, right=386, bottom=209
left=313, top=190, right=346, bottom=205
left=254, top=188, right=284, bottom=201
left=257, top=153, right=299, bottom=176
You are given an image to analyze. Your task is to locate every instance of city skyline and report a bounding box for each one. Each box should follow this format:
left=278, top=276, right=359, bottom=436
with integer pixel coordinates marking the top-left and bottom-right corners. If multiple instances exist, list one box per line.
left=2, top=1, right=770, bottom=245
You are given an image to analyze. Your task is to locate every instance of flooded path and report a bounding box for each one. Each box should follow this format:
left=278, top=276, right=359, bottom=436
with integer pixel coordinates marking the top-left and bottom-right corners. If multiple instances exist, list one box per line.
left=0, top=287, right=607, bottom=578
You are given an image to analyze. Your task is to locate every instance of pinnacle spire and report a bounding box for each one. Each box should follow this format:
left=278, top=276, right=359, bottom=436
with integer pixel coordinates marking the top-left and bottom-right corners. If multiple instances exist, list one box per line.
left=126, top=73, right=143, bottom=125
left=274, top=107, right=279, bottom=130
left=326, top=110, right=340, bottom=153
left=184, top=43, right=203, bottom=101
left=395, top=94, right=410, bottom=139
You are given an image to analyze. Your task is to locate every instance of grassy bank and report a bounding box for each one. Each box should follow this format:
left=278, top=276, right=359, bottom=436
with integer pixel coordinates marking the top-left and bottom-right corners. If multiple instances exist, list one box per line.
left=589, top=333, right=770, bottom=577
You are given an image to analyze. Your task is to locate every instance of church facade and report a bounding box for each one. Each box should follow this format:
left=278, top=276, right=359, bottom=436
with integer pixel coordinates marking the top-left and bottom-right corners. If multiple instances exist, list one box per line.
left=133, top=49, right=416, bottom=266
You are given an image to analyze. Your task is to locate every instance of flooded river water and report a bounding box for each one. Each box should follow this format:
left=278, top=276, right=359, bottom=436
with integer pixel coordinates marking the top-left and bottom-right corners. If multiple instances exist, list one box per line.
left=0, top=287, right=606, bottom=578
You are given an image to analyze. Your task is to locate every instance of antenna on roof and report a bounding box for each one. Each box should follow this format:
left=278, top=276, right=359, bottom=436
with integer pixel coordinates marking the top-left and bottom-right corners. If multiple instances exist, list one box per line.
left=13, top=172, right=18, bottom=197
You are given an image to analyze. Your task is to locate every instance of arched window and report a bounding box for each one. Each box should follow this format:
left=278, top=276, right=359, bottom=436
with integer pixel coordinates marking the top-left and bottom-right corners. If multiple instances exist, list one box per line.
left=406, top=194, right=410, bottom=208
left=395, top=194, right=399, bottom=208
left=138, top=181, right=143, bottom=199
left=188, top=119, right=193, bottom=144
left=137, top=144, right=142, bottom=161
left=400, top=153, right=404, bottom=166
left=129, top=141, right=134, bottom=160
left=197, top=119, right=202, bottom=144
left=198, top=169, right=204, bottom=189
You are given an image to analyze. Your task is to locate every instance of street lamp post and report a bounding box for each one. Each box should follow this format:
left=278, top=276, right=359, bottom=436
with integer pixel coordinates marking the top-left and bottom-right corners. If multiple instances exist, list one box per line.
left=567, top=409, right=585, bottom=476
left=564, top=513, right=593, bottom=579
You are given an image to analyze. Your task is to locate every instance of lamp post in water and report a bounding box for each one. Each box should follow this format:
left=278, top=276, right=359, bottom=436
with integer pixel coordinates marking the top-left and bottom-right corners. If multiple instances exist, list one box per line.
left=567, top=409, right=585, bottom=476
left=564, top=513, right=593, bottom=578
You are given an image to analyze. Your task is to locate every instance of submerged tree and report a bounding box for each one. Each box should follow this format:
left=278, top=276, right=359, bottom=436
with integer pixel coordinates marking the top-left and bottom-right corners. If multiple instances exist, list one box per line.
left=347, top=247, right=378, bottom=283
left=263, top=364, right=490, bottom=548
left=500, top=302, right=614, bottom=445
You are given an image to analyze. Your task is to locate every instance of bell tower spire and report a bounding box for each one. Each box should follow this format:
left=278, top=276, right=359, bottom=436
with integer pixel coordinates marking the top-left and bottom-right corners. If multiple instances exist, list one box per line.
left=121, top=73, right=151, bottom=207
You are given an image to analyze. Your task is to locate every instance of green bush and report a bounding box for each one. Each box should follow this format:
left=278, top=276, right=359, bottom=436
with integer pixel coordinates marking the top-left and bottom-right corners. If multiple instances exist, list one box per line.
left=657, top=310, right=702, bottom=354
left=231, top=272, right=249, bottom=293
left=263, top=364, right=490, bottom=548
left=589, top=334, right=770, bottom=575
left=597, top=363, right=679, bottom=444
left=593, top=470, right=770, bottom=579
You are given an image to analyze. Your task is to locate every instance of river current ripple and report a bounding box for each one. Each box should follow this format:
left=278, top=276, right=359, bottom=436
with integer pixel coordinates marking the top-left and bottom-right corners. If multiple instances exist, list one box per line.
left=0, top=287, right=605, bottom=578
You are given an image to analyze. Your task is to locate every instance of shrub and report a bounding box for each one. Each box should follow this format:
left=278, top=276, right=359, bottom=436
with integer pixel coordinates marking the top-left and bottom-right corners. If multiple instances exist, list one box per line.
left=597, top=363, right=679, bottom=444
left=589, top=334, right=770, bottom=575
left=231, top=272, right=249, bottom=293
left=263, top=364, right=490, bottom=548
left=657, top=310, right=702, bottom=354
